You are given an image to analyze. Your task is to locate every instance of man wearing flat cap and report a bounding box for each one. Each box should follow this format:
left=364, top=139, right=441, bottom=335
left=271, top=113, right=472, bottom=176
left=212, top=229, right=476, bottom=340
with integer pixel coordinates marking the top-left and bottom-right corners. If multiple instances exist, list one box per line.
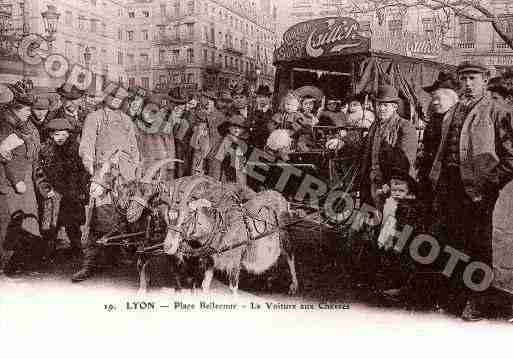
left=74, top=85, right=139, bottom=282
left=428, top=60, right=513, bottom=320
left=33, top=118, right=90, bottom=259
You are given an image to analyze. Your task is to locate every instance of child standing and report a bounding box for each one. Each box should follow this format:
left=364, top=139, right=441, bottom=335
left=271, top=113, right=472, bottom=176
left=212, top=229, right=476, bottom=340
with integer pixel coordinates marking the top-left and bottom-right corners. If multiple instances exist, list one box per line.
left=33, top=118, right=90, bottom=258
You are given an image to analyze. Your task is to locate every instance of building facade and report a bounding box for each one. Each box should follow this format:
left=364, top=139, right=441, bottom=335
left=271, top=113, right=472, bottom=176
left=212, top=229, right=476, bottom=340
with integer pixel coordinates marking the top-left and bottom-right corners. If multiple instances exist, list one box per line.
left=0, top=0, right=279, bottom=93
left=128, top=0, right=278, bottom=94
left=0, top=0, right=128, bottom=88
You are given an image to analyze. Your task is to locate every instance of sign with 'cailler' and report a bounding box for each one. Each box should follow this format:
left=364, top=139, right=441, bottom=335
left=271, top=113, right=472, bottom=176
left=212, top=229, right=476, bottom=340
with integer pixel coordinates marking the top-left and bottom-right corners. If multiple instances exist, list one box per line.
left=274, top=17, right=370, bottom=63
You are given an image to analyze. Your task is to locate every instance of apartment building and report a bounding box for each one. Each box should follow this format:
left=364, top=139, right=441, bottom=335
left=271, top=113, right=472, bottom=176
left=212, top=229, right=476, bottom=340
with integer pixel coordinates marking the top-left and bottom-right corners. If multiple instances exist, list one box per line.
left=126, top=0, right=278, bottom=93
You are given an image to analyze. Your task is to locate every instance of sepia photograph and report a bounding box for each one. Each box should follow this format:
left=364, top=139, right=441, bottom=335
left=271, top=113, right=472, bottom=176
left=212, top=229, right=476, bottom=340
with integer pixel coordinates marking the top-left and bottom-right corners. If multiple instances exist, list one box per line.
left=1, top=0, right=513, bottom=354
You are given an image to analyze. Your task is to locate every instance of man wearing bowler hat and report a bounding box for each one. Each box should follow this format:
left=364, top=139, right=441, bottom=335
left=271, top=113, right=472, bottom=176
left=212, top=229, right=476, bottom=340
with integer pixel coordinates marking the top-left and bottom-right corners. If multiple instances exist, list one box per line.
left=428, top=60, right=513, bottom=320
left=359, top=84, right=418, bottom=210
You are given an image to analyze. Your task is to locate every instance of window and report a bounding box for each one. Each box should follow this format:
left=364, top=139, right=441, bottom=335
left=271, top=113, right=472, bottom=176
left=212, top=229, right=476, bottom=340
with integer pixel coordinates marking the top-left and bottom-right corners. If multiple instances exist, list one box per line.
left=210, top=27, right=215, bottom=44
left=172, top=49, right=180, bottom=63
left=359, top=20, right=371, bottom=32
left=203, top=26, right=208, bottom=41
left=159, top=50, right=166, bottom=63
left=186, top=48, right=194, bottom=63
left=174, top=1, right=180, bottom=16
left=90, top=19, right=97, bottom=33
left=128, top=78, right=136, bottom=88
left=127, top=53, right=134, bottom=64
left=65, top=41, right=72, bottom=59
left=128, top=11, right=135, bottom=18
left=187, top=73, right=194, bottom=83
left=142, top=30, right=149, bottom=40
left=186, top=23, right=194, bottom=39
left=127, top=31, right=134, bottom=41
left=91, top=0, right=97, bottom=6
left=118, top=28, right=123, bottom=40
left=203, top=49, right=208, bottom=63
left=140, top=53, right=149, bottom=64
left=224, top=55, right=228, bottom=67
left=117, top=51, right=123, bottom=65
left=77, top=44, right=84, bottom=63
left=102, top=23, right=107, bottom=36
left=459, top=20, right=475, bottom=44
left=142, top=11, right=150, bottom=17
left=159, top=75, right=167, bottom=85
left=65, top=11, right=72, bottom=26
left=422, top=18, right=433, bottom=34
left=187, top=0, right=194, bottom=15
left=161, top=4, right=166, bottom=17
left=388, top=18, right=403, bottom=36
left=141, top=77, right=149, bottom=89
left=78, top=16, right=85, bottom=31
left=211, top=51, right=215, bottom=64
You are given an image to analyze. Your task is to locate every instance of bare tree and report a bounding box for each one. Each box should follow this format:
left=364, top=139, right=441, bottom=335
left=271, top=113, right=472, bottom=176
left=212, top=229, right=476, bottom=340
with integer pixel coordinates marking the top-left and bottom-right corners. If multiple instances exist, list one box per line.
left=337, top=0, right=513, bottom=50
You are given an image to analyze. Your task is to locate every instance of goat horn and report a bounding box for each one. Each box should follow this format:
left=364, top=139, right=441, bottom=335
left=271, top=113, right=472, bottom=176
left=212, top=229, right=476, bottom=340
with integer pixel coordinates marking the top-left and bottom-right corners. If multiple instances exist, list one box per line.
left=141, top=158, right=183, bottom=183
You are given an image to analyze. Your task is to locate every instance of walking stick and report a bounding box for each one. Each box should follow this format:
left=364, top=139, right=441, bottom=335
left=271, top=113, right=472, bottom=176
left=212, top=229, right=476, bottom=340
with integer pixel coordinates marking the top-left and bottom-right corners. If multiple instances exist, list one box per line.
left=81, top=197, right=96, bottom=244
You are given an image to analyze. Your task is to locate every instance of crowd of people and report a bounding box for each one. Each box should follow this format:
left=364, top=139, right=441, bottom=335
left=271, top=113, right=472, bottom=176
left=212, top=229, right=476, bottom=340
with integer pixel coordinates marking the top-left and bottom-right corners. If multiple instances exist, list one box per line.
left=1, top=58, right=513, bottom=322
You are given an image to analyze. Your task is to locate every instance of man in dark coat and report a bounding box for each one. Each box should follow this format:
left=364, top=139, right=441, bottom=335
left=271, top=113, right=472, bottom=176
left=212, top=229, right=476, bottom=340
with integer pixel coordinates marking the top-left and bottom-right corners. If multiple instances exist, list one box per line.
left=54, top=84, right=86, bottom=141
left=417, top=72, right=460, bottom=213
left=33, top=118, right=90, bottom=257
left=428, top=61, right=513, bottom=321
left=359, top=84, right=418, bottom=210
left=250, top=85, right=273, bottom=150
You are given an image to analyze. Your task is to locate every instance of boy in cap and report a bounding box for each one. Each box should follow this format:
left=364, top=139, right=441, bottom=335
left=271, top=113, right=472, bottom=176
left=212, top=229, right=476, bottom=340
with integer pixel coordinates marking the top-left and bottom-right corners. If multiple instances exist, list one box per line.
left=29, top=96, right=52, bottom=141
left=33, top=118, right=90, bottom=258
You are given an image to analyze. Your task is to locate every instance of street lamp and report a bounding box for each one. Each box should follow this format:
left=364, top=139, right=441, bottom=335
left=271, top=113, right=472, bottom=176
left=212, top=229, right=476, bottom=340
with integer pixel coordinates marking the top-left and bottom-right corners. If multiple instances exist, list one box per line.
left=84, top=46, right=92, bottom=68
left=41, top=4, right=60, bottom=50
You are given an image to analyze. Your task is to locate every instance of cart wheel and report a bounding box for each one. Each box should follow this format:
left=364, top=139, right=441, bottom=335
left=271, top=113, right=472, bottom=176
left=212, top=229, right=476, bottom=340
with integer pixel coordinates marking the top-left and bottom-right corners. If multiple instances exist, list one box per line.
left=320, top=191, right=355, bottom=228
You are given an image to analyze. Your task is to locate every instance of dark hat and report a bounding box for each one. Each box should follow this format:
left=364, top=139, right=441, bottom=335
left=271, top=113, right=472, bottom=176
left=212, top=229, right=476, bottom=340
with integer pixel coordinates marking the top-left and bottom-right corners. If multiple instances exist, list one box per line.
left=7, top=80, right=34, bottom=106
left=217, top=114, right=251, bottom=137
left=231, top=83, right=248, bottom=97
left=218, top=91, right=233, bottom=102
left=32, top=96, right=50, bottom=110
left=423, top=71, right=460, bottom=93
left=487, top=76, right=507, bottom=95
left=46, top=117, right=73, bottom=131
left=57, top=83, right=85, bottom=100
left=372, top=84, right=400, bottom=104
left=457, top=60, right=489, bottom=75
left=145, top=94, right=171, bottom=108
left=201, top=89, right=218, bottom=100
left=255, top=85, right=272, bottom=97
left=168, top=87, right=186, bottom=104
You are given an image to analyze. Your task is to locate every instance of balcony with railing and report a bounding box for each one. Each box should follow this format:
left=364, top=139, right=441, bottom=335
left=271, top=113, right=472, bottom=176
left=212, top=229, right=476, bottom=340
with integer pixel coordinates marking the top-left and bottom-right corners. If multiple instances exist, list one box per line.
left=154, top=34, right=196, bottom=46
left=224, top=44, right=243, bottom=56
left=126, top=63, right=153, bottom=72
left=204, top=61, right=222, bottom=72
left=458, top=42, right=476, bottom=49
left=154, top=59, right=188, bottom=70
